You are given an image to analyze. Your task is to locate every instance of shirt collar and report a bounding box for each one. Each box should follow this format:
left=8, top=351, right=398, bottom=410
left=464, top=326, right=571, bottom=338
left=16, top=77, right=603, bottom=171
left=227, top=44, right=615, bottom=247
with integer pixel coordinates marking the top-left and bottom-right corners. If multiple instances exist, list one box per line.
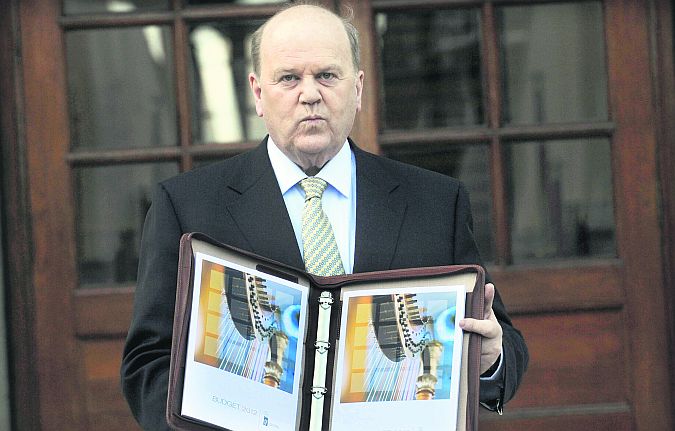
left=267, top=136, right=352, bottom=198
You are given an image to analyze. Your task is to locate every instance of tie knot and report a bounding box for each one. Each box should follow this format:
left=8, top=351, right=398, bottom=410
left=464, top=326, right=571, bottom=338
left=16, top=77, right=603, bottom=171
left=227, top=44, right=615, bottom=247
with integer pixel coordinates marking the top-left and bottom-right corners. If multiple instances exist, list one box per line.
left=300, top=177, right=328, bottom=200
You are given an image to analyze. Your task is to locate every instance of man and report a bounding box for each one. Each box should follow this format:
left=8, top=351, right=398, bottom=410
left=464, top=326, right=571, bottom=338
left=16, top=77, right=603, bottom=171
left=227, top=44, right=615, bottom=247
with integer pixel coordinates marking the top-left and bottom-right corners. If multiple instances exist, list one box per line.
left=121, top=3, right=528, bottom=429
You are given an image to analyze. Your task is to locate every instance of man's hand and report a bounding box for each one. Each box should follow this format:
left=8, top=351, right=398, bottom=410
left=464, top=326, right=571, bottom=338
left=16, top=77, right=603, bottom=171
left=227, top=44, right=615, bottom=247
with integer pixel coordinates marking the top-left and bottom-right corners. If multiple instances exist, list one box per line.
left=459, top=283, right=503, bottom=374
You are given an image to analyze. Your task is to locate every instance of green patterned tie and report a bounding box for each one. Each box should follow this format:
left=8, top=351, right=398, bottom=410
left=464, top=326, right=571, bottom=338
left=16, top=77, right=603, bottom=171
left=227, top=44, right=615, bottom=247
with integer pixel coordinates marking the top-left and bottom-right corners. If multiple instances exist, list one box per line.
left=300, top=177, right=345, bottom=276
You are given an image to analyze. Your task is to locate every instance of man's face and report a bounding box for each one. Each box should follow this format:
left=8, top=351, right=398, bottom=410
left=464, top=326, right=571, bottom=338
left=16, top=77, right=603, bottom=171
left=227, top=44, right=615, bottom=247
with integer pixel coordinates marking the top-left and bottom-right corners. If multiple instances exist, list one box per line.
left=249, top=7, right=364, bottom=170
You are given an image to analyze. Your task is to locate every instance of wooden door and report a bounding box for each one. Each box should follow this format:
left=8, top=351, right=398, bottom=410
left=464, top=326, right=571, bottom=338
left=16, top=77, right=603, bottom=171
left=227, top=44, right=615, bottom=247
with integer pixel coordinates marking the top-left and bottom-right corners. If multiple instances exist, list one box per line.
left=3, top=0, right=672, bottom=430
left=346, top=1, right=674, bottom=430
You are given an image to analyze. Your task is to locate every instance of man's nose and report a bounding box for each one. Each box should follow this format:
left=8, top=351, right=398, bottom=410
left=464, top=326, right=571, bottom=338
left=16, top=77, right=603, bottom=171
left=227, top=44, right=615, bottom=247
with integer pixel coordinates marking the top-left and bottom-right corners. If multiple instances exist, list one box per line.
left=299, top=78, right=321, bottom=105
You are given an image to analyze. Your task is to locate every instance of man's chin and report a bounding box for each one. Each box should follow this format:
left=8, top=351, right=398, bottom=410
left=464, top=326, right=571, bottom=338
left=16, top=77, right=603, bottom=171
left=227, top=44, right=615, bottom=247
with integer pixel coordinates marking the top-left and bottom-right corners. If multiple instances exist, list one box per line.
left=289, top=137, right=342, bottom=167
left=292, top=137, right=336, bottom=156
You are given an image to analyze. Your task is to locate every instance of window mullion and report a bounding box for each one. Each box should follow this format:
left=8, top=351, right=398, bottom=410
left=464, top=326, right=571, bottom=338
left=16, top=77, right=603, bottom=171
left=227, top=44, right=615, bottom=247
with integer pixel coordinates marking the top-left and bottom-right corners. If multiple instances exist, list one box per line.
left=482, top=1, right=511, bottom=266
left=174, top=0, right=193, bottom=171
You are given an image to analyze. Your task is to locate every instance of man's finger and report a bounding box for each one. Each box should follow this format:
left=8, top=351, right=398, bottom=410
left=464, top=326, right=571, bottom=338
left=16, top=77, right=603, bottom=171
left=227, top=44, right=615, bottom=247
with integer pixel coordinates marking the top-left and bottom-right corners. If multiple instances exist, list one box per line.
left=484, top=283, right=495, bottom=317
left=459, top=317, right=501, bottom=338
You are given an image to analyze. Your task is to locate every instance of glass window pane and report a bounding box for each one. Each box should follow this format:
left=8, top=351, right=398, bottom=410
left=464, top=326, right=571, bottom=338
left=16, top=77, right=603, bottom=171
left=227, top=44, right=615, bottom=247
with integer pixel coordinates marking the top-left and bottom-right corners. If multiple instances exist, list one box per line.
left=66, top=27, right=178, bottom=150
left=63, top=0, right=169, bottom=15
left=189, top=20, right=267, bottom=145
left=506, top=138, right=615, bottom=262
left=376, top=9, right=483, bottom=131
left=499, top=2, right=608, bottom=125
left=385, top=145, right=494, bottom=262
left=75, top=163, right=179, bottom=287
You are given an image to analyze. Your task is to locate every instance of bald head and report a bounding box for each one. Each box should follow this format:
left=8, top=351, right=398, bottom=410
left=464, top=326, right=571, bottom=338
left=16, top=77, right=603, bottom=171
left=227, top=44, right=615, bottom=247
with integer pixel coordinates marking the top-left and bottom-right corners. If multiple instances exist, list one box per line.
left=250, top=3, right=360, bottom=77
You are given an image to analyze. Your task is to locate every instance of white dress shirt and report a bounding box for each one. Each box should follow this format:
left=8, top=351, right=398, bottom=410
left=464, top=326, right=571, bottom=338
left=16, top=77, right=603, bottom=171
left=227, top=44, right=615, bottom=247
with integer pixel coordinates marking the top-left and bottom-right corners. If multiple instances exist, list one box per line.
left=267, top=137, right=357, bottom=274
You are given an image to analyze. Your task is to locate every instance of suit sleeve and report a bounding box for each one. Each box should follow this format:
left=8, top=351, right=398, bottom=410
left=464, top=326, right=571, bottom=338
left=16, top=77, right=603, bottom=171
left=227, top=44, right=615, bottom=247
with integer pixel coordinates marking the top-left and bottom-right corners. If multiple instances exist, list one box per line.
left=120, top=184, right=181, bottom=430
left=453, top=183, right=529, bottom=409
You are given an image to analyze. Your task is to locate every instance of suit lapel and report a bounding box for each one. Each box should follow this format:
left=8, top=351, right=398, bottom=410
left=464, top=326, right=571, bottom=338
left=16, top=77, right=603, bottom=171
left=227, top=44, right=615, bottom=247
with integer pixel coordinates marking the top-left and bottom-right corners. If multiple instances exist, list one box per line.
left=224, top=140, right=305, bottom=269
left=223, top=140, right=408, bottom=273
left=353, top=145, right=407, bottom=273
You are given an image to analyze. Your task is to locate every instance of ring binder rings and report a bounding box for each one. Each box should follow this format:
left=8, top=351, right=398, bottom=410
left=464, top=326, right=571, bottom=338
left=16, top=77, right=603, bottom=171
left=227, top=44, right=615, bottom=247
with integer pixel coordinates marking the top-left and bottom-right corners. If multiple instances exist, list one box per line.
left=167, top=233, right=484, bottom=431
left=309, top=290, right=332, bottom=430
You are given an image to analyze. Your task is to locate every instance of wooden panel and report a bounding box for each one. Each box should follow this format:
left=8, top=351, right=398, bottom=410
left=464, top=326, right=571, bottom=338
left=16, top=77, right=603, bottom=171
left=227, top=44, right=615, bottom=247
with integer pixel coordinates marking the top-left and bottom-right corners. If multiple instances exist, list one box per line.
left=490, top=263, right=623, bottom=314
left=479, top=411, right=632, bottom=431
left=506, top=311, right=628, bottom=408
left=75, top=288, right=135, bottom=337
left=81, top=339, right=141, bottom=431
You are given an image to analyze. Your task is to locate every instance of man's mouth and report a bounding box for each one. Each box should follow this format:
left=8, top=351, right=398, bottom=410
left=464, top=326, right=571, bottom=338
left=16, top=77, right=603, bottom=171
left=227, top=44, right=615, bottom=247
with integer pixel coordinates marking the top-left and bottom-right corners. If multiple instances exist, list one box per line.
left=301, top=115, right=325, bottom=123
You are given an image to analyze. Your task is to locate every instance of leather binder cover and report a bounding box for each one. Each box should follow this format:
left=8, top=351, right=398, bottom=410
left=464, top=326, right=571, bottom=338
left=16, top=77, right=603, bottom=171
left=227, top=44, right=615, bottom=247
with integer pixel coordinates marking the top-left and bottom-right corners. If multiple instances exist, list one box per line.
left=167, top=233, right=484, bottom=431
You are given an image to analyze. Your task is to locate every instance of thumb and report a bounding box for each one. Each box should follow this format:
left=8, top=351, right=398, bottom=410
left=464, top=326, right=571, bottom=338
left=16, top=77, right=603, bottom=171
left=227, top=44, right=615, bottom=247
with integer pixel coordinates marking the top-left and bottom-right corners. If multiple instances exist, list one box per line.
left=484, top=283, right=495, bottom=319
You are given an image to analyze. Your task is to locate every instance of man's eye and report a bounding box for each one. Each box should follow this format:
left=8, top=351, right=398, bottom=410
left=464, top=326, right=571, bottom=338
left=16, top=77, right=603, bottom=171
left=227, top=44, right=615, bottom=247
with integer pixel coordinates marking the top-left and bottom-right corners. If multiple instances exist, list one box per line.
left=281, top=75, right=297, bottom=82
left=318, top=72, right=335, bottom=80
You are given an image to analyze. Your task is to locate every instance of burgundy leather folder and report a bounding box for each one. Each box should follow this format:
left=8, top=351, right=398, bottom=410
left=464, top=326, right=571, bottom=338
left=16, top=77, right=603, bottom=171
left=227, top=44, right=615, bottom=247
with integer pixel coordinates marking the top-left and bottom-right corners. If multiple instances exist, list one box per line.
left=167, top=232, right=484, bottom=431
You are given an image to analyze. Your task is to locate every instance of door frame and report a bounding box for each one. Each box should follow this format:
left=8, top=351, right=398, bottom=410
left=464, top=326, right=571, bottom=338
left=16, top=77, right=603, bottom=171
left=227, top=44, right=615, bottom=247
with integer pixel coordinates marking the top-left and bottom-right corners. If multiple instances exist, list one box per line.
left=2, top=0, right=88, bottom=429
left=0, top=0, right=41, bottom=429
left=652, top=0, right=675, bottom=412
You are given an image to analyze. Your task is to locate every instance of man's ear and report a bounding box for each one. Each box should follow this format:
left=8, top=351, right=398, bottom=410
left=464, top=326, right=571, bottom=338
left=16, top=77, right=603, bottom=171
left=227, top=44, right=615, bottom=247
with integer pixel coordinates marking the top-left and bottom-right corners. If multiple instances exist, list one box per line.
left=355, top=70, right=364, bottom=112
left=248, top=72, right=264, bottom=117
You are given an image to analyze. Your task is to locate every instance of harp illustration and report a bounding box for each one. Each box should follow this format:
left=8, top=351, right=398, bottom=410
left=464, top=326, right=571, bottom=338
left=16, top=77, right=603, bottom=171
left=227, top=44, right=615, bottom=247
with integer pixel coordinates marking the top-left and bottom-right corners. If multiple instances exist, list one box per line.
left=215, top=269, right=292, bottom=389
left=369, top=293, right=448, bottom=400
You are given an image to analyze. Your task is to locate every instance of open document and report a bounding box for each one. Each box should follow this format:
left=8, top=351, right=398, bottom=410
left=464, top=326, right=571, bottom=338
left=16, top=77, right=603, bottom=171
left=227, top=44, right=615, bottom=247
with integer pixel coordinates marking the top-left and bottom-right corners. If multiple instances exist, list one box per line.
left=166, top=233, right=484, bottom=431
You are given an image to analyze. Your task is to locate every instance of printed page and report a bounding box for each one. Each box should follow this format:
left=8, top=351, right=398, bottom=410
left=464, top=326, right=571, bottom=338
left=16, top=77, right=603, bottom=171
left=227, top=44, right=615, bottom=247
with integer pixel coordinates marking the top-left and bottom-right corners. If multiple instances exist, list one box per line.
left=330, top=285, right=466, bottom=431
left=181, top=252, right=309, bottom=431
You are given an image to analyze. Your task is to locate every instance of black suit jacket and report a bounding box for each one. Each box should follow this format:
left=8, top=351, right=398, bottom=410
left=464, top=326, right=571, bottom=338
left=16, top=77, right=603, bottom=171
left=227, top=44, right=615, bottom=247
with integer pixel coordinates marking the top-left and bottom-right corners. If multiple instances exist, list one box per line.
left=121, top=139, right=528, bottom=430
